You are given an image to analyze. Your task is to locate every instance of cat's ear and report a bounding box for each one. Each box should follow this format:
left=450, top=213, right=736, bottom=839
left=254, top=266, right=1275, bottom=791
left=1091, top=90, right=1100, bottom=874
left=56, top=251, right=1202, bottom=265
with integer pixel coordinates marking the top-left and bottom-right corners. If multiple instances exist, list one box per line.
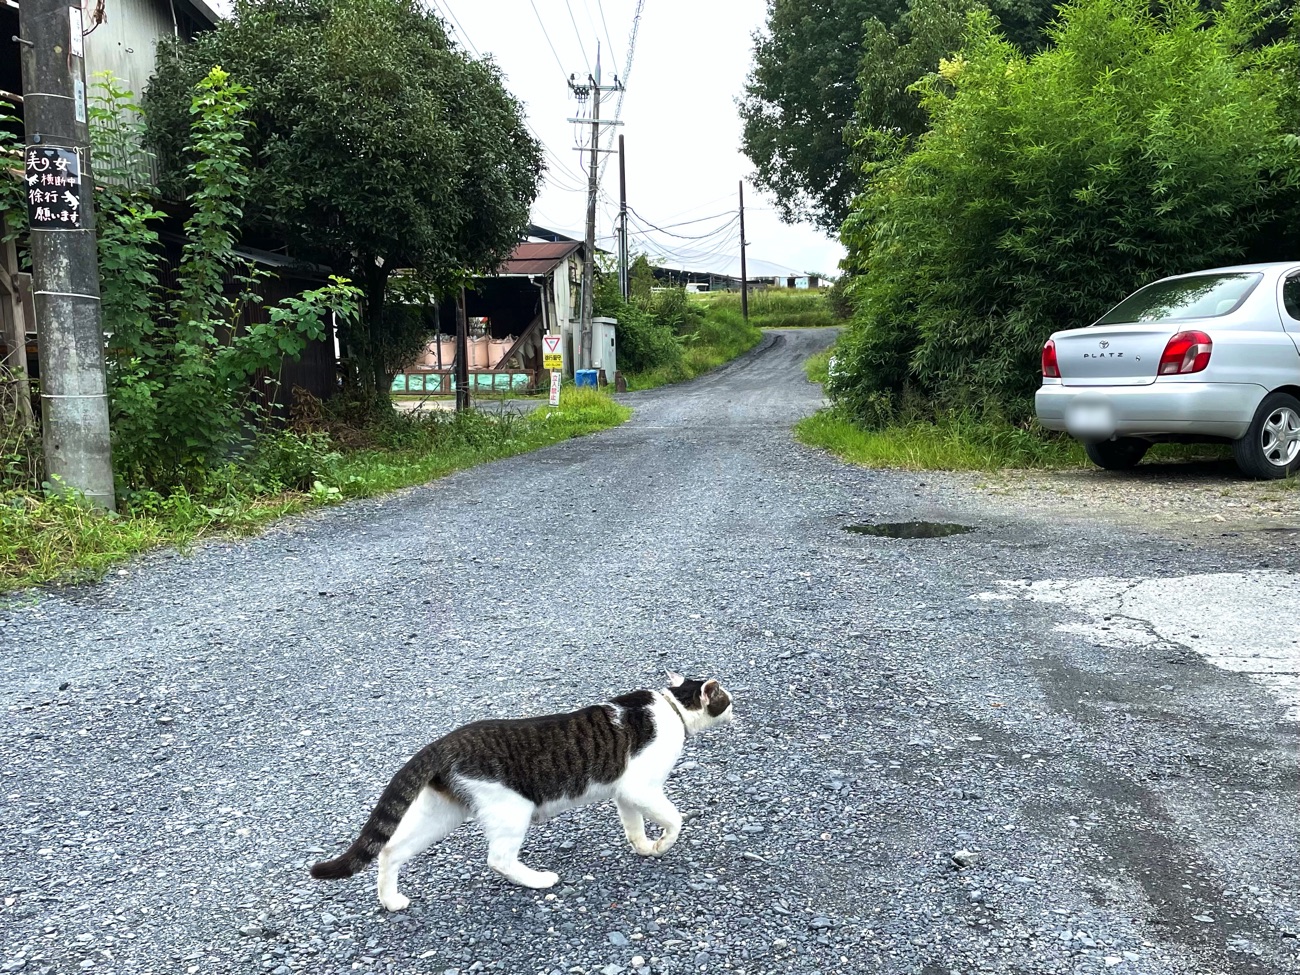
left=666, top=670, right=686, bottom=687
left=701, top=679, right=719, bottom=704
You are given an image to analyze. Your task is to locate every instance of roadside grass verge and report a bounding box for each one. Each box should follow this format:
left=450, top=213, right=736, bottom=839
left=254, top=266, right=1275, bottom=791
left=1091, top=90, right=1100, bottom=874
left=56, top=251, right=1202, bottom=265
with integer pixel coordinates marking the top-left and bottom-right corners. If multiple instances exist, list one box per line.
left=624, top=311, right=763, bottom=391
left=694, top=289, right=840, bottom=329
left=804, top=349, right=833, bottom=386
left=797, top=408, right=1237, bottom=472
left=796, top=409, right=1087, bottom=470
left=0, top=389, right=628, bottom=592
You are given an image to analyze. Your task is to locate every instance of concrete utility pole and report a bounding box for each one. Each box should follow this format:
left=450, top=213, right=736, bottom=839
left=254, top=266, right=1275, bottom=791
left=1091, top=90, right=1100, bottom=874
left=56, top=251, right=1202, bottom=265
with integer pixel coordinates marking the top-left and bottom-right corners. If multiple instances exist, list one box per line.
left=739, top=180, right=749, bottom=324
left=17, top=0, right=115, bottom=508
left=568, top=44, right=621, bottom=370
left=618, top=134, right=628, bottom=302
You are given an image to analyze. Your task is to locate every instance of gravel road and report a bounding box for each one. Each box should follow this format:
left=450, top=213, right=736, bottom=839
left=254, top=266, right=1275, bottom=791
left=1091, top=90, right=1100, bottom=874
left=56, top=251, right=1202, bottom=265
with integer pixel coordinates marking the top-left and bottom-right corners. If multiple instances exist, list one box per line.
left=2, top=328, right=1297, bottom=975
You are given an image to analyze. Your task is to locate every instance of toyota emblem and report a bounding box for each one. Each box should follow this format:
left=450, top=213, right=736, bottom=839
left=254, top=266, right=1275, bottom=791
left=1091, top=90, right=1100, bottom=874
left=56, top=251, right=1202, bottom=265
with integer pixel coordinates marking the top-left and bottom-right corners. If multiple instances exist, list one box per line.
left=1099, top=340, right=1110, bottom=349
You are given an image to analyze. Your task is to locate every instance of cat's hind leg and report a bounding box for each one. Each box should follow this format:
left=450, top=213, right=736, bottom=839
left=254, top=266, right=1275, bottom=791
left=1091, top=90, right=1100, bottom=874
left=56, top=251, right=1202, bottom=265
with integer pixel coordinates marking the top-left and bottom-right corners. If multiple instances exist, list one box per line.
left=472, top=785, right=560, bottom=889
left=376, top=786, right=467, bottom=912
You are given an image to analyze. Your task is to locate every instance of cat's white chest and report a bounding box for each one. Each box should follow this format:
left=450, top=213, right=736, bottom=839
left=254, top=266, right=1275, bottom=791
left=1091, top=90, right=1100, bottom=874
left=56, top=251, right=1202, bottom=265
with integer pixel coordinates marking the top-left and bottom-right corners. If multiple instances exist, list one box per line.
left=624, top=696, right=687, bottom=785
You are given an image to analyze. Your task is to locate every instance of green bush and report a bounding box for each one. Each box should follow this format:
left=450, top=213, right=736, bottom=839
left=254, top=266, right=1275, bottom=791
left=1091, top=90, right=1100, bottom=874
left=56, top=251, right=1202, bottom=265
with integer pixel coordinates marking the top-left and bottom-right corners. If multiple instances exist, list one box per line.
left=650, top=287, right=706, bottom=334
left=593, top=275, right=684, bottom=373
left=249, top=430, right=341, bottom=492
left=832, top=0, right=1300, bottom=424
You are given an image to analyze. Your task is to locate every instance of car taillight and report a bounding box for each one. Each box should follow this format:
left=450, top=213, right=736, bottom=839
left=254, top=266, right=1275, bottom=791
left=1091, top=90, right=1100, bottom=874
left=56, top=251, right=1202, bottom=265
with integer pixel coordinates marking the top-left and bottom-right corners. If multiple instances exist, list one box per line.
left=1158, top=330, right=1212, bottom=375
left=1041, top=339, right=1060, bottom=378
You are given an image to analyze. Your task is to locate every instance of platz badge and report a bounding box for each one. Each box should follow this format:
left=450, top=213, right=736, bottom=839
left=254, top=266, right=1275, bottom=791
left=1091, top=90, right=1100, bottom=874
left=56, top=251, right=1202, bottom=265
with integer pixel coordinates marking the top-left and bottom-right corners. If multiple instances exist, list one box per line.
left=542, top=334, right=563, bottom=371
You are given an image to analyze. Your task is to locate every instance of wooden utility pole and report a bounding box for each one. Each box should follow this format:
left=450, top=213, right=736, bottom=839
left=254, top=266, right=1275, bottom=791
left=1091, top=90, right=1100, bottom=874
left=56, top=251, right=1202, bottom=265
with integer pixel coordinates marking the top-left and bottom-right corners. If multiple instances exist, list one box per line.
left=18, top=0, right=115, bottom=507
left=739, top=180, right=749, bottom=323
left=455, top=286, right=470, bottom=412
left=618, top=135, right=628, bottom=301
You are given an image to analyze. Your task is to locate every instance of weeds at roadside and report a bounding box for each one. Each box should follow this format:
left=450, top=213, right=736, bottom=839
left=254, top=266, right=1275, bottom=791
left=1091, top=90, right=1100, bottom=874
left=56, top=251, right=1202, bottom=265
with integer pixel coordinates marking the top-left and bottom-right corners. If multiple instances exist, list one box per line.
left=0, top=389, right=628, bottom=592
left=804, top=350, right=833, bottom=386
left=798, top=407, right=1244, bottom=473
left=795, top=409, right=1086, bottom=471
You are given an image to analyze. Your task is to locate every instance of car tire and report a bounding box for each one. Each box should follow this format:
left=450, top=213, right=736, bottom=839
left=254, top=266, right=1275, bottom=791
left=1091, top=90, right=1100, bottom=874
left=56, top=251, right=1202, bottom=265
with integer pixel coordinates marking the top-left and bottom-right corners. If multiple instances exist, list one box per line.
left=1084, top=438, right=1149, bottom=471
left=1232, top=391, right=1300, bottom=479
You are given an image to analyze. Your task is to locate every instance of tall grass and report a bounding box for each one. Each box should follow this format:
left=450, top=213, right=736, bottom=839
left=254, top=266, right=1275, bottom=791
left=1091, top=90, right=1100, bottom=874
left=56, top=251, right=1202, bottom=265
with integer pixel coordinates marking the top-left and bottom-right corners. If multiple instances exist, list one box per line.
left=796, top=409, right=1088, bottom=470
left=695, top=288, right=840, bottom=329
left=623, top=303, right=763, bottom=390
left=804, top=349, right=833, bottom=385
left=0, top=390, right=630, bottom=592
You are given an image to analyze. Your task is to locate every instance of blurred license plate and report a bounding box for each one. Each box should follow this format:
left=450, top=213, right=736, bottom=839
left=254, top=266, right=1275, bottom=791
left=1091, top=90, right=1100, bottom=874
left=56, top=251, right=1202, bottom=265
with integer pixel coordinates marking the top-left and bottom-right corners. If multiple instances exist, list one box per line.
left=1066, top=401, right=1114, bottom=439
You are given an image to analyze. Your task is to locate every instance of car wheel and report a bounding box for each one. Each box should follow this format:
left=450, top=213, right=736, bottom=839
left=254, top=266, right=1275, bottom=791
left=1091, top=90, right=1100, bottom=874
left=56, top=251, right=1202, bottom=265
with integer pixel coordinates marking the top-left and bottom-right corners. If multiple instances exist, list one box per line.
left=1233, top=391, right=1300, bottom=479
left=1084, top=438, right=1149, bottom=471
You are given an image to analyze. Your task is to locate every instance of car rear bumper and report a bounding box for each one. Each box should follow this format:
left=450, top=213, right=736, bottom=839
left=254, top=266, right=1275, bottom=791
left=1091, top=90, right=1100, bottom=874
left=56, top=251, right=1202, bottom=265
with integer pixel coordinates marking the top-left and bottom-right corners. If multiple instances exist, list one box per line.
left=1035, top=381, right=1265, bottom=441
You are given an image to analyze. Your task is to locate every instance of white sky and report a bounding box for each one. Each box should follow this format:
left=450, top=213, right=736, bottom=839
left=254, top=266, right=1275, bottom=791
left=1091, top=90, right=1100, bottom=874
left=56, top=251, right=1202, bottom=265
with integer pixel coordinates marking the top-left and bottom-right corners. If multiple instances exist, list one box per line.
left=211, top=0, right=846, bottom=279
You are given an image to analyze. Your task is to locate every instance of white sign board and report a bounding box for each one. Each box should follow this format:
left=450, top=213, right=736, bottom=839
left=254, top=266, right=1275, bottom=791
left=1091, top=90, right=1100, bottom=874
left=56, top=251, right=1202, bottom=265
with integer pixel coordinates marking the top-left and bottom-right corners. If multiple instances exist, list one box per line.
left=69, top=7, right=84, bottom=57
left=548, top=370, right=561, bottom=407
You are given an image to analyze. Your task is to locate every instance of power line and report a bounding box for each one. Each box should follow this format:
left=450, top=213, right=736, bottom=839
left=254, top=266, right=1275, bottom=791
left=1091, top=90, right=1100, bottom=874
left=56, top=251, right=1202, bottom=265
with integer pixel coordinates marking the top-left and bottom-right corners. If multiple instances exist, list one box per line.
left=629, top=229, right=742, bottom=271
left=657, top=192, right=738, bottom=223
left=593, top=0, right=620, bottom=76
left=630, top=207, right=740, bottom=232
left=627, top=206, right=738, bottom=241
left=564, top=0, right=591, bottom=74
left=431, top=0, right=480, bottom=58
left=627, top=217, right=738, bottom=251
left=598, top=0, right=644, bottom=182
left=530, top=0, right=572, bottom=86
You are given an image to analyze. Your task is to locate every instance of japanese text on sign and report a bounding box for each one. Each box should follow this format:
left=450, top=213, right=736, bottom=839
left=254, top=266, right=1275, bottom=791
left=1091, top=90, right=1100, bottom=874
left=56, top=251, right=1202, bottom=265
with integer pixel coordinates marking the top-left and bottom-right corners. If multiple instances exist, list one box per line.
left=25, top=148, right=82, bottom=230
left=542, top=334, right=563, bottom=371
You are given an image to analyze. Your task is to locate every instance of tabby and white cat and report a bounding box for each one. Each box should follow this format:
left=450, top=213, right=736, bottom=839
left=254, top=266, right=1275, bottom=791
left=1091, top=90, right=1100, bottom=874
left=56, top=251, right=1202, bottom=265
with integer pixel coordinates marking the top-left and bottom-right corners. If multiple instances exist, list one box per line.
left=310, top=672, right=735, bottom=911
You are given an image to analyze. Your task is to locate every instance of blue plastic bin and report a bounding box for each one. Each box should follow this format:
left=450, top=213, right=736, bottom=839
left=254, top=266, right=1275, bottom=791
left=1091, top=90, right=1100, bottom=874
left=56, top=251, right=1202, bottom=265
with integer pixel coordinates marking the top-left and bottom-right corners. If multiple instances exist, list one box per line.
left=575, top=369, right=598, bottom=388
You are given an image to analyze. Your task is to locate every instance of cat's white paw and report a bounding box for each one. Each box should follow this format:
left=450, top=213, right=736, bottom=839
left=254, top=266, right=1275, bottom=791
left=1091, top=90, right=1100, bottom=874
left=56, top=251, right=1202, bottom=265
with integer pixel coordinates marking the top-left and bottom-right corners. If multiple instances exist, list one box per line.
left=533, top=870, right=560, bottom=889
left=631, top=838, right=657, bottom=856
left=650, top=833, right=679, bottom=856
left=380, top=893, right=410, bottom=912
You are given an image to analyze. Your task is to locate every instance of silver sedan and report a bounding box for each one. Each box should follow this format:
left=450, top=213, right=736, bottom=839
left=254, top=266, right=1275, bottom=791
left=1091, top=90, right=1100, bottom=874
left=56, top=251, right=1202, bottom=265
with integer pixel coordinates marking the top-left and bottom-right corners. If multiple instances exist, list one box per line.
left=1036, top=262, right=1300, bottom=479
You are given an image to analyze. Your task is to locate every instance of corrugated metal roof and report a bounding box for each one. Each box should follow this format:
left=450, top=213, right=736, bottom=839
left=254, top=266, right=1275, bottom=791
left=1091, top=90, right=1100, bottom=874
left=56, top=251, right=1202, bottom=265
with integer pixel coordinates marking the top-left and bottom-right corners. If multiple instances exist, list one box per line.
left=499, top=241, right=582, bottom=277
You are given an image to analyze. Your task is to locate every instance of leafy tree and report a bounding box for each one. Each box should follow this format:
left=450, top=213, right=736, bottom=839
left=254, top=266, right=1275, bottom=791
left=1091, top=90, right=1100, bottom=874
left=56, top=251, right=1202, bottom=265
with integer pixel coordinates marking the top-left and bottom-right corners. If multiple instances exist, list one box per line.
left=144, top=0, right=542, bottom=408
left=102, top=71, right=359, bottom=487
left=829, top=0, right=1300, bottom=423
left=629, top=254, right=657, bottom=304
left=740, top=0, right=1055, bottom=233
left=740, top=0, right=884, bottom=234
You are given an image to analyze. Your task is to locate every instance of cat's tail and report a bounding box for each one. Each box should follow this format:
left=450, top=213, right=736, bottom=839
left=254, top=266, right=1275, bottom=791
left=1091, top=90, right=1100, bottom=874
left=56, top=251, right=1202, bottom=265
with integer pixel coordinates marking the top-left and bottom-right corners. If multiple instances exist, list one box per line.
left=309, top=743, right=447, bottom=881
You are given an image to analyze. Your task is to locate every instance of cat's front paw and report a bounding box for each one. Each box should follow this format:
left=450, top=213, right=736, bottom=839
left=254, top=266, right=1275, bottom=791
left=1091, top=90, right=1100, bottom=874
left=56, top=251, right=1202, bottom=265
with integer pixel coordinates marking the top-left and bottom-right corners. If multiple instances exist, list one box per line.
left=379, top=893, right=411, bottom=912
left=630, top=838, right=657, bottom=856
left=532, top=870, right=560, bottom=889
left=649, top=833, right=679, bottom=856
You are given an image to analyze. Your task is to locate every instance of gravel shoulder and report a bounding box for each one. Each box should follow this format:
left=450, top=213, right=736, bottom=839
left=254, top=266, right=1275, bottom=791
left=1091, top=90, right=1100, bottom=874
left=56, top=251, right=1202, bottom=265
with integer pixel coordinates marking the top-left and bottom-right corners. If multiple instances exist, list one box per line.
left=956, top=459, right=1300, bottom=554
left=2, top=329, right=1297, bottom=975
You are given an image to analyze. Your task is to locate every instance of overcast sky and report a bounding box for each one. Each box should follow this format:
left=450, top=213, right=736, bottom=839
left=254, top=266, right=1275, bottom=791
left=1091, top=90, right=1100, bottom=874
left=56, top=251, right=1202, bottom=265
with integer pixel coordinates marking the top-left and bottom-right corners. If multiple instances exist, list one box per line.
left=443, top=0, right=844, bottom=279
left=211, top=0, right=846, bottom=279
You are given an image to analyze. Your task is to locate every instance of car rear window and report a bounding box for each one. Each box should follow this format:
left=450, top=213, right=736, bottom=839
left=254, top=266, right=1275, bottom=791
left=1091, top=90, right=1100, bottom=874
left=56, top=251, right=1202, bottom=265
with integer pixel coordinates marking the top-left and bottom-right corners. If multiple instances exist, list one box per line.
left=1096, top=272, right=1261, bottom=325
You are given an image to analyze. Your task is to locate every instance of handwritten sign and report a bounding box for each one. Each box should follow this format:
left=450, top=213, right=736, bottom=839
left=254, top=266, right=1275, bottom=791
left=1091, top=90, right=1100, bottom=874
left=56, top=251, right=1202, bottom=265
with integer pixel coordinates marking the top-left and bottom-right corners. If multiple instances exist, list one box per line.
left=549, top=370, right=561, bottom=407
left=25, top=148, right=82, bottom=230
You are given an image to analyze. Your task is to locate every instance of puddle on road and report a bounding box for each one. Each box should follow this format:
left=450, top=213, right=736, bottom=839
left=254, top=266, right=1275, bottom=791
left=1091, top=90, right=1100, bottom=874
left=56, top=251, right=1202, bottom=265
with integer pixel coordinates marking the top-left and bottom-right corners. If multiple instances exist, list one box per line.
left=844, top=521, right=975, bottom=539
